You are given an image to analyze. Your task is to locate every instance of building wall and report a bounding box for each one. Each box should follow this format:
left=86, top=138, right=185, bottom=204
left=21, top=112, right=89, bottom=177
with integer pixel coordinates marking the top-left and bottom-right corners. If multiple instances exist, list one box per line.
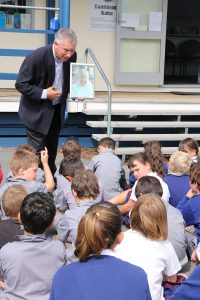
left=0, top=0, right=47, bottom=88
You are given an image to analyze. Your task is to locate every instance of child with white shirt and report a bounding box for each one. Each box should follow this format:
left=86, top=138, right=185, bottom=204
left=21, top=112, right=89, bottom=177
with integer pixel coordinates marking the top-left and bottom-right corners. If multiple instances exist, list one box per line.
left=115, top=193, right=181, bottom=300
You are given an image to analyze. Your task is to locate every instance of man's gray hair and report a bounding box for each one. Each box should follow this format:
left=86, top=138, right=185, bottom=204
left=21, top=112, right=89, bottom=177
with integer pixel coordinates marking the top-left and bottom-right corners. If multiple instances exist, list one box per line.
left=55, top=28, right=77, bottom=45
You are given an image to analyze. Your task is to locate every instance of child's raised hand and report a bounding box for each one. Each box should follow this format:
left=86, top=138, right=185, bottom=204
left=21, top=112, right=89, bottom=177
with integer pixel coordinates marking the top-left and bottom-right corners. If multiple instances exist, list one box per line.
left=41, top=147, right=49, bottom=165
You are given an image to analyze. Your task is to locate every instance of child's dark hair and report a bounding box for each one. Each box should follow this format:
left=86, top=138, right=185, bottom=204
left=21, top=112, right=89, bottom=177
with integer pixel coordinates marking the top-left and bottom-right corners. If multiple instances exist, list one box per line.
left=75, top=202, right=122, bottom=261
left=59, top=154, right=84, bottom=177
left=2, top=185, right=28, bottom=218
left=61, top=140, right=81, bottom=159
left=190, top=162, right=200, bottom=191
left=179, top=138, right=199, bottom=157
left=144, top=140, right=165, bottom=177
left=135, top=176, right=163, bottom=199
left=71, top=169, right=100, bottom=200
left=20, top=192, right=56, bottom=234
left=128, top=152, right=150, bottom=169
left=99, top=137, right=115, bottom=150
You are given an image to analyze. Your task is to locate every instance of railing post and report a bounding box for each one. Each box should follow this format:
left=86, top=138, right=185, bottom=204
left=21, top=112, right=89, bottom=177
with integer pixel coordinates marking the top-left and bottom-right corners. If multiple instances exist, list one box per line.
left=84, top=47, right=112, bottom=137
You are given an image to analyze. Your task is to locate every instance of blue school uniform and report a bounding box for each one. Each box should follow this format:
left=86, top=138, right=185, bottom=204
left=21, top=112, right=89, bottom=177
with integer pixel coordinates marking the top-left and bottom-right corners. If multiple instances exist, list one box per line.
left=50, top=251, right=152, bottom=300
left=177, top=194, right=200, bottom=243
left=164, top=174, right=190, bottom=207
left=168, top=263, right=200, bottom=300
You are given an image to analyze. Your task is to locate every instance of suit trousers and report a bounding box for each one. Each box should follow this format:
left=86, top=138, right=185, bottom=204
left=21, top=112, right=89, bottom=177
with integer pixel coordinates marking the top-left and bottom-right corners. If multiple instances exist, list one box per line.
left=26, top=104, right=61, bottom=175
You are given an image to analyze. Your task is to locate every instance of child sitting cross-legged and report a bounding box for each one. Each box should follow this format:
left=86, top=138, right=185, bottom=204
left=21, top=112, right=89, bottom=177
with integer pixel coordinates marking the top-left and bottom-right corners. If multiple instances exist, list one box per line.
left=0, top=185, right=27, bottom=248
left=0, top=147, right=55, bottom=219
left=57, top=169, right=100, bottom=263
left=0, top=192, right=66, bottom=300
left=177, top=161, right=200, bottom=244
left=115, top=193, right=181, bottom=300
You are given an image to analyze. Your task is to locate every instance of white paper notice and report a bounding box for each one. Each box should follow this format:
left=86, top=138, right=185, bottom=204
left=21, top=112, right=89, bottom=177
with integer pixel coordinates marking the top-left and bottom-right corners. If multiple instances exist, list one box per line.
left=122, top=13, right=140, bottom=28
left=149, top=12, right=162, bottom=31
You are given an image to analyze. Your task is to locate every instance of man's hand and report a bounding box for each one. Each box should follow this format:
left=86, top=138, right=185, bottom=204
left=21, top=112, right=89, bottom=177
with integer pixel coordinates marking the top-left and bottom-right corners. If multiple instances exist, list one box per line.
left=47, top=86, right=62, bottom=100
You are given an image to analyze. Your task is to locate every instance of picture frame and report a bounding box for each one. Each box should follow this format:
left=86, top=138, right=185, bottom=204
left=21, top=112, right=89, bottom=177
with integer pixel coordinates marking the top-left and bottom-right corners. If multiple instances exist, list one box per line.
left=70, top=63, right=95, bottom=99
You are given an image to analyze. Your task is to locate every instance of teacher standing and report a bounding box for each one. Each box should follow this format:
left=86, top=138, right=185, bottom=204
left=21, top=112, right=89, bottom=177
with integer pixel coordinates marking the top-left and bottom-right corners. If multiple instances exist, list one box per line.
left=15, top=28, right=77, bottom=175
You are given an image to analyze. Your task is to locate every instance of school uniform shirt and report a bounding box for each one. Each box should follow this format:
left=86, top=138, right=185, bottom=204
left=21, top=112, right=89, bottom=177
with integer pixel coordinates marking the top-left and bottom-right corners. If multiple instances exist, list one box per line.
left=115, top=230, right=181, bottom=300
left=164, top=174, right=190, bottom=207
left=88, top=150, right=123, bottom=201
left=130, top=172, right=170, bottom=203
left=177, top=193, right=200, bottom=243
left=165, top=203, right=188, bottom=267
left=0, top=218, right=24, bottom=248
left=0, top=234, right=66, bottom=300
left=50, top=249, right=152, bottom=300
left=57, top=199, right=100, bottom=243
left=168, top=263, right=200, bottom=300
left=53, top=171, right=77, bottom=211
left=0, top=178, right=48, bottom=219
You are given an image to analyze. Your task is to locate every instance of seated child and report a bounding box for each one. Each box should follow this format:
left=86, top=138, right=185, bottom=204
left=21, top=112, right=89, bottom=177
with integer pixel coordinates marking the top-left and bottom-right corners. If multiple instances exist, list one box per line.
left=135, top=176, right=188, bottom=267
left=88, top=137, right=123, bottom=200
left=0, top=185, right=27, bottom=248
left=6, top=144, right=44, bottom=183
left=54, top=155, right=103, bottom=212
left=110, top=152, right=170, bottom=215
left=144, top=140, right=168, bottom=177
left=177, top=161, right=200, bottom=244
left=57, top=169, right=100, bottom=263
left=0, top=192, right=66, bottom=300
left=50, top=202, right=152, bottom=300
left=115, top=194, right=181, bottom=300
left=54, top=155, right=84, bottom=211
left=0, top=147, right=55, bottom=218
left=179, top=138, right=200, bottom=164
left=61, top=139, right=81, bottom=159
left=164, top=151, right=191, bottom=207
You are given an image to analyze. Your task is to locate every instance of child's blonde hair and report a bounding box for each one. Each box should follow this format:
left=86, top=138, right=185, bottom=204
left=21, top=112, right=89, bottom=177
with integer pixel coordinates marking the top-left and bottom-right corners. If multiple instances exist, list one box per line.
left=130, top=194, right=167, bottom=240
left=169, top=151, right=192, bottom=174
left=2, top=185, right=28, bottom=218
left=11, top=149, right=38, bottom=176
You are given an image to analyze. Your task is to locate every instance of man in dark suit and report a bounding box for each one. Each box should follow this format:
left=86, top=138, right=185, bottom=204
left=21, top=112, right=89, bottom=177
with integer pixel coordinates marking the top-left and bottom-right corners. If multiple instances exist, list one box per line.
left=15, top=28, right=77, bottom=175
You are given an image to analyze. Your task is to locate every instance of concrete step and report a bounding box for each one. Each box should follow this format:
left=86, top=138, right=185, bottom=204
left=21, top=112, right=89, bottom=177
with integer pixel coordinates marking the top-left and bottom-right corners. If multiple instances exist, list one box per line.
left=92, top=133, right=200, bottom=142
left=82, top=102, right=200, bottom=116
left=86, top=121, right=200, bottom=128
left=114, top=147, right=178, bottom=156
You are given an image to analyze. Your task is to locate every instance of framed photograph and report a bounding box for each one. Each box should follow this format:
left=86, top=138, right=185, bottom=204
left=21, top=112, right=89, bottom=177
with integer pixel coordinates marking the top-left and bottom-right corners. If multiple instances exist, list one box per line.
left=70, top=63, right=95, bottom=99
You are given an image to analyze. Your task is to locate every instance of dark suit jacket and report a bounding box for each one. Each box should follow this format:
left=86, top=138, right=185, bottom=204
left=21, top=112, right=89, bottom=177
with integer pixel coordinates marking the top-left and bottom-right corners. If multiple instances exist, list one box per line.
left=16, top=44, right=77, bottom=135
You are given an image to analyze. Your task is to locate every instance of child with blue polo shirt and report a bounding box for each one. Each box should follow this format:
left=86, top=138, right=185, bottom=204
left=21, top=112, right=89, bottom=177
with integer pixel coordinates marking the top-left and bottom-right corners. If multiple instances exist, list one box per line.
left=177, top=161, right=200, bottom=244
